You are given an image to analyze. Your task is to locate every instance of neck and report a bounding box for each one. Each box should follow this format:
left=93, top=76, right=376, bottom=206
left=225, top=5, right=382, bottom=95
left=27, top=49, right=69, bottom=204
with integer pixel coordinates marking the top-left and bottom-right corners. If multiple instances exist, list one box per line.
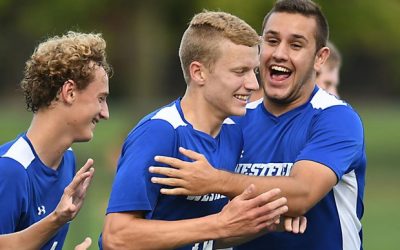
left=181, top=91, right=226, bottom=138
left=26, top=110, right=73, bottom=170
left=264, top=83, right=315, bottom=116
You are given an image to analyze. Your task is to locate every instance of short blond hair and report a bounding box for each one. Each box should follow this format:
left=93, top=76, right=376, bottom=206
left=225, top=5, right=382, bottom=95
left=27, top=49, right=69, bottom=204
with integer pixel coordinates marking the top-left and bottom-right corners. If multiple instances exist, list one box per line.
left=179, top=10, right=260, bottom=83
left=21, top=31, right=112, bottom=112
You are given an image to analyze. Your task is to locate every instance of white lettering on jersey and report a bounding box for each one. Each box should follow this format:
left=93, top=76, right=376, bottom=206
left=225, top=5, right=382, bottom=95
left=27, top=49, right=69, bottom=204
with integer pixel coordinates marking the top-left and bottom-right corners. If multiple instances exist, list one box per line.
left=49, top=241, right=58, bottom=250
left=192, top=240, right=213, bottom=250
left=37, top=205, right=46, bottom=215
left=186, top=193, right=226, bottom=202
left=235, top=163, right=293, bottom=176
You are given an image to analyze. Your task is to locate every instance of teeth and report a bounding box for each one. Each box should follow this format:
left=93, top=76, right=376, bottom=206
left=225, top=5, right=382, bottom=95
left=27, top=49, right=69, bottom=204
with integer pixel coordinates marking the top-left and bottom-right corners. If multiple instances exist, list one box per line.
left=271, top=65, right=290, bottom=72
left=235, top=95, right=248, bottom=101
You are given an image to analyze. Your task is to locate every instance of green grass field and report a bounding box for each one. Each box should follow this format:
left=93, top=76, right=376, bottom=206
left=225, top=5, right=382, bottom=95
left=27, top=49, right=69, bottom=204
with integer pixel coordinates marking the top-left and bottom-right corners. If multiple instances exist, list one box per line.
left=0, top=100, right=399, bottom=249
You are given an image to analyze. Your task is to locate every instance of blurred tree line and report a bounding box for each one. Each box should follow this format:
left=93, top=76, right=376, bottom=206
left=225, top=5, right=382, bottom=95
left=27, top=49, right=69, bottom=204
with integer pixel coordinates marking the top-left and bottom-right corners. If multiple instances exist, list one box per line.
left=0, top=0, right=399, bottom=104
left=1, top=1, right=399, bottom=248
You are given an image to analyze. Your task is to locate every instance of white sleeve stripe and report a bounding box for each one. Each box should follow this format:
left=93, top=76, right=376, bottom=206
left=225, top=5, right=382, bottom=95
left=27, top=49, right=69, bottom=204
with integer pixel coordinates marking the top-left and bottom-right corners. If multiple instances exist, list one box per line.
left=333, top=170, right=362, bottom=250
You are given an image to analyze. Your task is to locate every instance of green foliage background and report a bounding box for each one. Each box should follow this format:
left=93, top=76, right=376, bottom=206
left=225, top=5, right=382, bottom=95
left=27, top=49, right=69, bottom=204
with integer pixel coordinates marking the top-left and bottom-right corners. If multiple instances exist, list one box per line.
left=0, top=0, right=399, bottom=249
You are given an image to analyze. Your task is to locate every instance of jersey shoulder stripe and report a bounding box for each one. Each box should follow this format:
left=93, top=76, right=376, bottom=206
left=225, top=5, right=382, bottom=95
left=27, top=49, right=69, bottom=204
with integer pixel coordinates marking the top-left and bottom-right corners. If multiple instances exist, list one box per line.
left=311, top=89, right=347, bottom=110
left=1, top=137, right=35, bottom=169
left=222, top=117, right=235, bottom=125
left=246, top=98, right=263, bottom=110
left=151, top=104, right=187, bottom=129
left=150, top=101, right=236, bottom=128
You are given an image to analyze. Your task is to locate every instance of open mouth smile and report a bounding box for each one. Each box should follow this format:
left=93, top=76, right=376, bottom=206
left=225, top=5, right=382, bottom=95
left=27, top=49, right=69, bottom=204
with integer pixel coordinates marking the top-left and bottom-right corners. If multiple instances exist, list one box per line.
left=270, top=65, right=292, bottom=81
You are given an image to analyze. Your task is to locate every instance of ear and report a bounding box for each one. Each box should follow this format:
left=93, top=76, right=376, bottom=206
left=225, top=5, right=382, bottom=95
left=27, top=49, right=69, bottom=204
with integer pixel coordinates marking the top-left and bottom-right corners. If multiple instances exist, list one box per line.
left=59, top=80, right=77, bottom=104
left=189, top=61, right=206, bottom=86
left=314, top=46, right=330, bottom=72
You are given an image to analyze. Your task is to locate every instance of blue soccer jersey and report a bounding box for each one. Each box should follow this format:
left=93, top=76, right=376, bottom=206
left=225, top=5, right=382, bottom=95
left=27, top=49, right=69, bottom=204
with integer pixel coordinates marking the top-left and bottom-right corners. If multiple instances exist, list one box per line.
left=234, top=87, right=366, bottom=250
left=101, top=99, right=243, bottom=250
left=0, top=133, right=76, bottom=250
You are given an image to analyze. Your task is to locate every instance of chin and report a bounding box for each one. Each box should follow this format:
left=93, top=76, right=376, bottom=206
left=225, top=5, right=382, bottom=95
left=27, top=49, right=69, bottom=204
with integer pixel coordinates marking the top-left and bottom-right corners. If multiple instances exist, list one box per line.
left=74, top=133, right=94, bottom=143
left=265, top=88, right=292, bottom=101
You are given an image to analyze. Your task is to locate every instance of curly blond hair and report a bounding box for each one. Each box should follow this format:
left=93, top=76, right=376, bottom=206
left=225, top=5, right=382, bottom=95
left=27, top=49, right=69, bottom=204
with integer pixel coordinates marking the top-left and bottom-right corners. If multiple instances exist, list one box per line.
left=179, top=10, right=260, bottom=83
left=20, top=31, right=112, bottom=112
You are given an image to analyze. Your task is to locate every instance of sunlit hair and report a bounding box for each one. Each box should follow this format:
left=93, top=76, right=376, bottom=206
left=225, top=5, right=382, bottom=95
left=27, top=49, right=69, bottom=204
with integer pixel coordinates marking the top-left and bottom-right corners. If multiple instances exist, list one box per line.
left=262, top=0, right=329, bottom=52
left=20, top=31, right=112, bottom=113
left=179, top=10, right=260, bottom=83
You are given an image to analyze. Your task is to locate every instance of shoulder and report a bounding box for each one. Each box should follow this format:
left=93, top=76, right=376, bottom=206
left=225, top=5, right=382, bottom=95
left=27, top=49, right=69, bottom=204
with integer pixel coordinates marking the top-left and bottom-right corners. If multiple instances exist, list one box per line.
left=0, top=157, right=29, bottom=181
left=123, top=101, right=186, bottom=151
left=246, top=98, right=263, bottom=110
left=0, top=137, right=32, bottom=189
left=310, top=89, right=362, bottom=126
left=0, top=136, right=35, bottom=172
left=134, top=101, right=187, bottom=132
left=310, top=88, right=347, bottom=110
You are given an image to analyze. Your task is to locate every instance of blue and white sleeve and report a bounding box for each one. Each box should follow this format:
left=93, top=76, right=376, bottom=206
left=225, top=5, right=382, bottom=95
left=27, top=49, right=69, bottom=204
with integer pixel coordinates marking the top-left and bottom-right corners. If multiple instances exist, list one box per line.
left=106, top=119, right=177, bottom=216
left=296, top=106, right=364, bottom=180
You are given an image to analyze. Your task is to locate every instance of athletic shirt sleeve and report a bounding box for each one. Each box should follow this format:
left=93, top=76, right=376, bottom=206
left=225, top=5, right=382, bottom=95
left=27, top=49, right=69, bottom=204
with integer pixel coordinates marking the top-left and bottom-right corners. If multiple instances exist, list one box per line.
left=296, top=106, right=365, bottom=180
left=0, top=158, right=30, bottom=233
left=106, top=119, right=177, bottom=216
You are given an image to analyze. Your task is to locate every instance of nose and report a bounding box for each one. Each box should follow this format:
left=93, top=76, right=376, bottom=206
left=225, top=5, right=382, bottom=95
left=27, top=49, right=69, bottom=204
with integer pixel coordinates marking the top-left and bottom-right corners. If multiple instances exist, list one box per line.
left=244, top=71, right=259, bottom=92
left=271, top=43, right=289, bottom=61
left=100, top=101, right=110, bottom=120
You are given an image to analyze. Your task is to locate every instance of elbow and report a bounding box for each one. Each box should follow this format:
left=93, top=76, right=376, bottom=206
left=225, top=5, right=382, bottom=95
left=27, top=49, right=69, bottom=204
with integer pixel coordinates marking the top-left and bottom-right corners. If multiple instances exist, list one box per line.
left=102, top=231, right=124, bottom=250
left=102, top=221, right=145, bottom=250
left=287, top=203, right=310, bottom=217
left=102, top=212, right=147, bottom=250
left=102, top=223, right=135, bottom=250
left=286, top=191, right=315, bottom=217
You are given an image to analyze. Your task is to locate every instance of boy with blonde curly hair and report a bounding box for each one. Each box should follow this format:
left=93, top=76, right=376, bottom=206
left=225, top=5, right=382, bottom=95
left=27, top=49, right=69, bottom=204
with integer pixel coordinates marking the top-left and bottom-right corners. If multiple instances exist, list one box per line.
left=0, top=31, right=111, bottom=250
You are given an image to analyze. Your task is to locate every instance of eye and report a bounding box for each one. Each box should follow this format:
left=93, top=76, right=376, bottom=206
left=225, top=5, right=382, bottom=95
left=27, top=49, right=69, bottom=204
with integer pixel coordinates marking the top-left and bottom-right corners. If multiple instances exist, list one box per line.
left=99, top=96, right=106, bottom=103
left=291, top=43, right=303, bottom=50
left=266, top=38, right=279, bottom=46
left=233, top=68, right=246, bottom=75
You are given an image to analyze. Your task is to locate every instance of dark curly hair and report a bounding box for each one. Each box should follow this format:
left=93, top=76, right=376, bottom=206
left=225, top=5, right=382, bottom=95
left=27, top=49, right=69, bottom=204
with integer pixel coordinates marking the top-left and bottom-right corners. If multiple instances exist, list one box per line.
left=20, top=31, right=112, bottom=112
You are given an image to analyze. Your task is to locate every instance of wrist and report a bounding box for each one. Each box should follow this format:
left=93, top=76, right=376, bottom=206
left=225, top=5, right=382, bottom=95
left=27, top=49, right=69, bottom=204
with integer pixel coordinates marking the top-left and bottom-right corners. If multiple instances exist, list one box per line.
left=48, top=211, right=66, bottom=228
left=207, top=213, right=229, bottom=239
left=215, top=170, right=233, bottom=197
left=52, top=206, right=72, bottom=227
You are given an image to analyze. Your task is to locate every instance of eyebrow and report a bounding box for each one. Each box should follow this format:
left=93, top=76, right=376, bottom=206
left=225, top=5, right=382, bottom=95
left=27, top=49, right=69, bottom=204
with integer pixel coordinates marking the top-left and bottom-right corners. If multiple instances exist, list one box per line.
left=263, top=30, right=278, bottom=37
left=99, top=91, right=109, bottom=97
left=292, top=34, right=308, bottom=42
left=264, top=30, right=308, bottom=42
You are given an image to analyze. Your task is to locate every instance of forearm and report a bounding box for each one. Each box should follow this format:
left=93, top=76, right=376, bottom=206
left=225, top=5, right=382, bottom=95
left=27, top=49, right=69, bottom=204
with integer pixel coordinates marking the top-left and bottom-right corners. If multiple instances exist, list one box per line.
left=103, top=213, right=223, bottom=250
left=0, top=211, right=63, bottom=250
left=215, top=231, right=265, bottom=249
left=217, top=171, right=311, bottom=216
